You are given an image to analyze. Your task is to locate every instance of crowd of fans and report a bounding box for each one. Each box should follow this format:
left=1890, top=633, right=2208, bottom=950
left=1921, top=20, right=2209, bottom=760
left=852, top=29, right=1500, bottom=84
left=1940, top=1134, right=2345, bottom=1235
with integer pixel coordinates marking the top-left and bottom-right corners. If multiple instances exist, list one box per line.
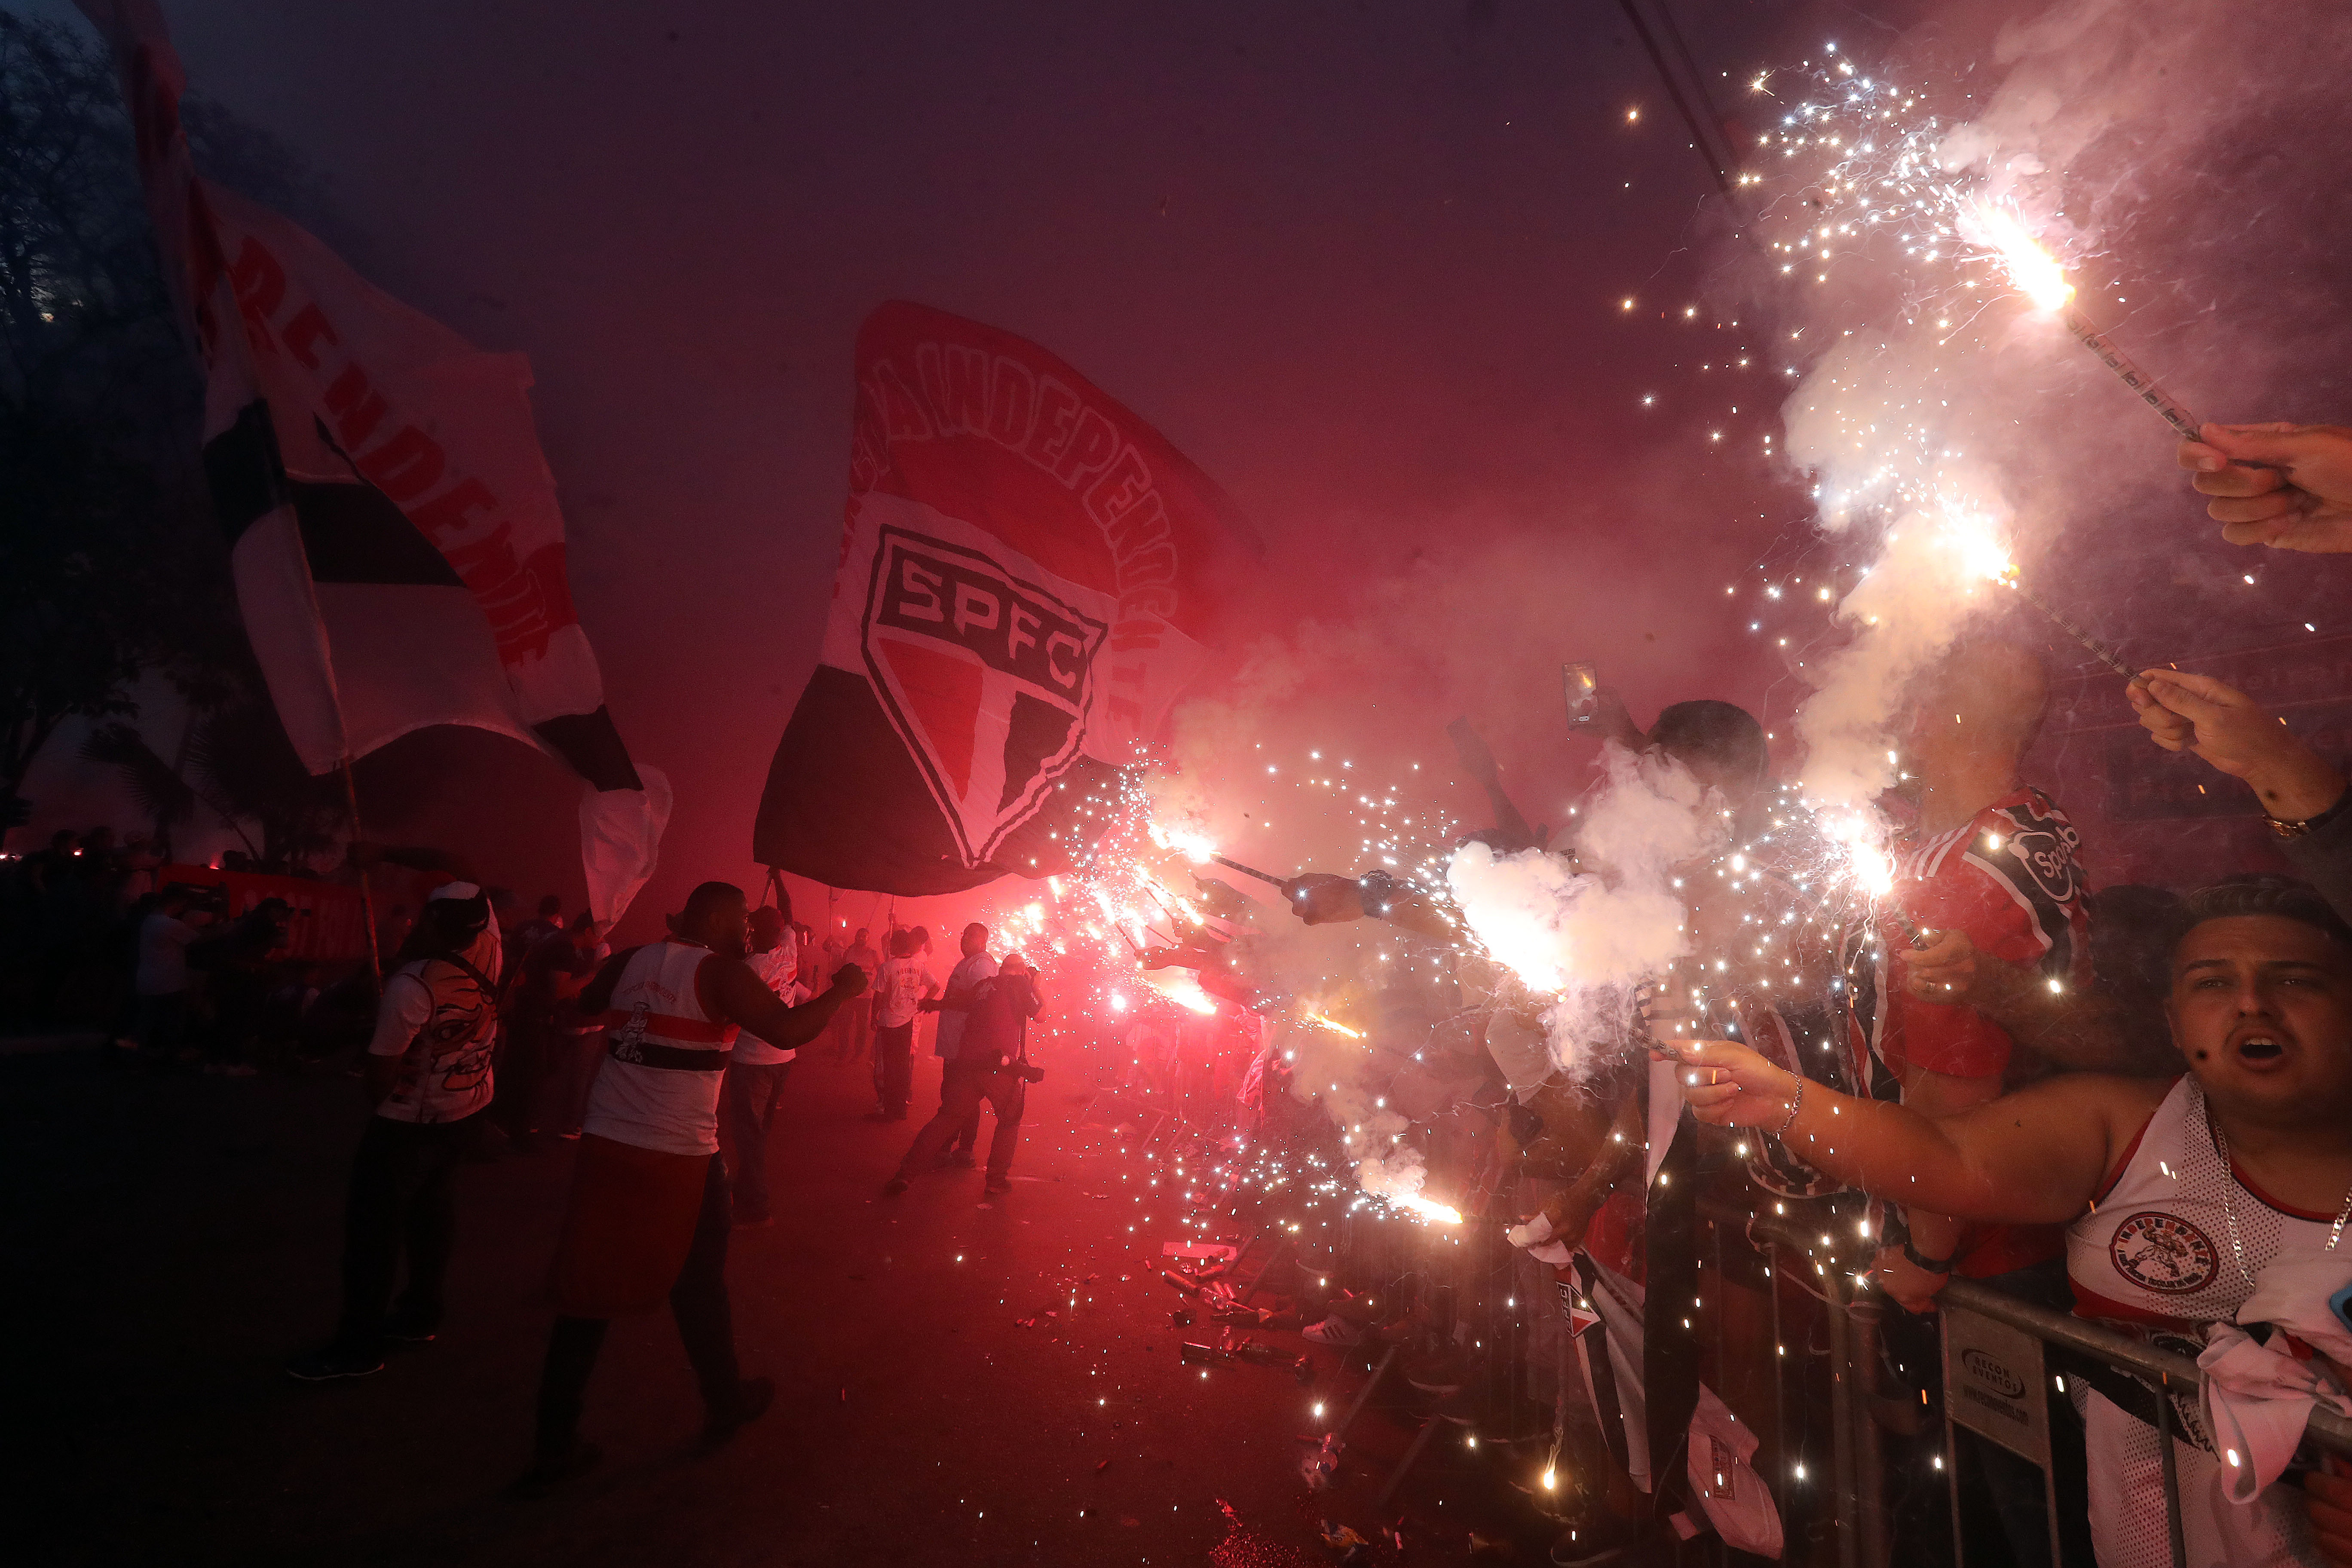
left=13, top=423, right=2352, bottom=1561
left=1229, top=423, right=2352, bottom=1566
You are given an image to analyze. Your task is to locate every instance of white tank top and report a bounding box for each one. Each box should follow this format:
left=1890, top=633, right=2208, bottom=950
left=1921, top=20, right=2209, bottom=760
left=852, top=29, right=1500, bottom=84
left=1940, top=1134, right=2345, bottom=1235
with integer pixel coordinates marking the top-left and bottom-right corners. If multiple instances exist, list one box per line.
left=2071, top=1076, right=2341, bottom=1341
left=2067, top=1075, right=2335, bottom=1568
left=584, top=940, right=740, bottom=1157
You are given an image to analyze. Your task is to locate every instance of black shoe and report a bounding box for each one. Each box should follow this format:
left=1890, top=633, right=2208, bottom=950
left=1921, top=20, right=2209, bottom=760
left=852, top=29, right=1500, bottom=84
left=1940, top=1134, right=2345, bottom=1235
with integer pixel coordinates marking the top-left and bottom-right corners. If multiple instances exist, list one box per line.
left=285, top=1345, right=386, bottom=1382
left=887, top=1110, right=909, bottom=1121
left=983, top=1176, right=1012, bottom=1196
left=882, top=1176, right=910, bottom=1197
left=862, top=1110, right=894, bottom=1122
left=507, top=1440, right=602, bottom=1499
left=946, top=1150, right=976, bottom=1168
left=699, top=1375, right=775, bottom=1453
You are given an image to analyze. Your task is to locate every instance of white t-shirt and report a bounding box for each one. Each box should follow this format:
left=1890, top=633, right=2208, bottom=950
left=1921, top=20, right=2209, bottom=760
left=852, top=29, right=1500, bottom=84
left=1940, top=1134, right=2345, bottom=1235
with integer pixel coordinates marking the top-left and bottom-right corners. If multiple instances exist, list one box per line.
left=368, top=927, right=502, bottom=1124
left=732, top=940, right=806, bottom=1066
left=934, top=952, right=999, bottom=1058
left=135, top=911, right=198, bottom=995
left=873, top=955, right=937, bottom=1029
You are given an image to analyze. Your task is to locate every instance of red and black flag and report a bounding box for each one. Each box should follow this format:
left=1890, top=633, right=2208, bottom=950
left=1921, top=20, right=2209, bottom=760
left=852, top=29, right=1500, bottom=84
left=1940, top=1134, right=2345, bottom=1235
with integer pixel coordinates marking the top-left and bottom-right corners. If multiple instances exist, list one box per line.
left=755, top=303, right=1256, bottom=895
left=78, top=1, right=668, bottom=921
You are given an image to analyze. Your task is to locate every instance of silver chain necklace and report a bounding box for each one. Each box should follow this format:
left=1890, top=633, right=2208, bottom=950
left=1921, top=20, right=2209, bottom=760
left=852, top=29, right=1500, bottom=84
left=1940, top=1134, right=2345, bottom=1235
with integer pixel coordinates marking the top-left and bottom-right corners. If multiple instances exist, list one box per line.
left=2205, top=1095, right=2352, bottom=1289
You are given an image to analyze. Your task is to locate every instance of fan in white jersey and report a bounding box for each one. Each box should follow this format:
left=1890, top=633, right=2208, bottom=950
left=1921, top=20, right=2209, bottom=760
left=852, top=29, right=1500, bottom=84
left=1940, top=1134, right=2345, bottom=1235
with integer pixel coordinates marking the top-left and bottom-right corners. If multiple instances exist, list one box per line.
left=1673, top=876, right=2352, bottom=1568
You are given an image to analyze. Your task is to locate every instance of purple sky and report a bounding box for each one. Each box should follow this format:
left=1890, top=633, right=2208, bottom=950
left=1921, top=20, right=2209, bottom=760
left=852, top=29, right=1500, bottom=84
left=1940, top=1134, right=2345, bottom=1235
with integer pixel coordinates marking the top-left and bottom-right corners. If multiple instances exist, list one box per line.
left=28, top=0, right=1907, bottom=931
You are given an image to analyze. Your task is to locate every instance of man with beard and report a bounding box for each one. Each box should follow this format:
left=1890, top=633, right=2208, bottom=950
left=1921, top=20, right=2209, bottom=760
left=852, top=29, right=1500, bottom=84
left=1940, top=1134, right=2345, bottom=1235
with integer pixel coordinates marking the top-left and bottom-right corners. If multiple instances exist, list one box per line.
left=287, top=883, right=503, bottom=1381
left=513, top=882, right=864, bottom=1494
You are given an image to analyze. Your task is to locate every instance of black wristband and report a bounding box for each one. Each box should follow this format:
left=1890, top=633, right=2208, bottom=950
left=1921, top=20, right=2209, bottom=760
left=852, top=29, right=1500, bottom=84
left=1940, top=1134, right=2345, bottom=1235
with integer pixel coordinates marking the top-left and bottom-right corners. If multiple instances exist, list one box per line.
left=1900, top=1235, right=1958, bottom=1275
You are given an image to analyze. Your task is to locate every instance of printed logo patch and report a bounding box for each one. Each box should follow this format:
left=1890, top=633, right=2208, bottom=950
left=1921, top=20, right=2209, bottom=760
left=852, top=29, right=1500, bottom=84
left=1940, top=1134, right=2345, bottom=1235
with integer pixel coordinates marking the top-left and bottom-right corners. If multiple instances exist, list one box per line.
left=2109, top=1211, right=2219, bottom=1295
left=861, top=525, right=1106, bottom=867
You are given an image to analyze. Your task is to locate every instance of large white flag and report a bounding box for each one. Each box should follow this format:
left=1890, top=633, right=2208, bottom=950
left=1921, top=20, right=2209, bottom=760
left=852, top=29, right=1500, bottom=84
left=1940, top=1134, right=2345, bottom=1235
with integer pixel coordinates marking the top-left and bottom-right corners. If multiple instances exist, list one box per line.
left=78, top=1, right=666, bottom=922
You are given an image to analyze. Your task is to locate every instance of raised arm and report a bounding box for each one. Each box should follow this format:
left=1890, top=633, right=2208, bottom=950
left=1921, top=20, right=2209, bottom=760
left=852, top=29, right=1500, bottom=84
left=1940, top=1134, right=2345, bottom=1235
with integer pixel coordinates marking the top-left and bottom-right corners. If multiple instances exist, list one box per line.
left=1669, top=1037, right=2162, bottom=1226
left=709, top=959, right=866, bottom=1048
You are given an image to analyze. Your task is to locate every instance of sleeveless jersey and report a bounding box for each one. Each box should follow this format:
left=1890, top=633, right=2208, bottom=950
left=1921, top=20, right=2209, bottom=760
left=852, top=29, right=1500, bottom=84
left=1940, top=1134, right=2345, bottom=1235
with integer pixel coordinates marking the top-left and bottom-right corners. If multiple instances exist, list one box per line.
left=585, top=940, right=741, bottom=1157
left=2067, top=1075, right=2332, bottom=1568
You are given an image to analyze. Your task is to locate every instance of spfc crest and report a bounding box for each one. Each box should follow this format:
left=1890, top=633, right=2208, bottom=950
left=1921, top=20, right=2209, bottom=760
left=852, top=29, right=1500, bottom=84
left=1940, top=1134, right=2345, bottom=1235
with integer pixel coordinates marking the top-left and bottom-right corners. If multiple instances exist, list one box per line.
left=860, top=525, right=1108, bottom=867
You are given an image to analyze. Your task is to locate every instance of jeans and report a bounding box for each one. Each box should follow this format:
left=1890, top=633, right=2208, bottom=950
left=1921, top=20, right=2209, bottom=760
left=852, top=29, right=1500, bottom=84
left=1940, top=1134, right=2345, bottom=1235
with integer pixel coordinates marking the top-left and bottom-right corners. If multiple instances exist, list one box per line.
left=871, top=1023, right=913, bottom=1115
left=331, top=1111, right=478, bottom=1356
left=541, top=1028, right=605, bottom=1136
left=532, top=1152, right=742, bottom=1460
left=496, top=1014, right=553, bottom=1137
left=895, top=1058, right=1025, bottom=1182
left=721, top=1060, right=792, bottom=1220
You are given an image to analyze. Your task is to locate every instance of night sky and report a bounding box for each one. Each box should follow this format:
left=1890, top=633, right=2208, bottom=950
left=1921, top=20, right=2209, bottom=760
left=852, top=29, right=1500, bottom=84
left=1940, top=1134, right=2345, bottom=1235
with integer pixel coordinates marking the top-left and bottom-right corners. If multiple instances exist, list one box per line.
left=14, top=0, right=2037, bottom=932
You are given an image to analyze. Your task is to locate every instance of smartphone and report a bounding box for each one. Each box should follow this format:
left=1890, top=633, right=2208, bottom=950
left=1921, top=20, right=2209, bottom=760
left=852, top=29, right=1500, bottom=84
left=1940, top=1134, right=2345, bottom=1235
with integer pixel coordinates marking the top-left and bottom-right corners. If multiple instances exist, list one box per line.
left=1564, top=662, right=1599, bottom=727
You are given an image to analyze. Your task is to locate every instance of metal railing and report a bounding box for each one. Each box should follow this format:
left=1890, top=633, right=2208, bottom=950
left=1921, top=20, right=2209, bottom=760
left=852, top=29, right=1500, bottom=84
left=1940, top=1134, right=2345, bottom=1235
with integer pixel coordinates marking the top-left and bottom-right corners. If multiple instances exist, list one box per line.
left=1719, top=1201, right=2352, bottom=1568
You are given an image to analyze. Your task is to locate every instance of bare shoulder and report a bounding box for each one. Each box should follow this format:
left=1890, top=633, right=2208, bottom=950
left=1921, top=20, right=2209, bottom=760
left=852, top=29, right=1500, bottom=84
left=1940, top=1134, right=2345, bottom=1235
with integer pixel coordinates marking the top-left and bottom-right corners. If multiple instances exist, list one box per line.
left=1984, top=1071, right=2175, bottom=1148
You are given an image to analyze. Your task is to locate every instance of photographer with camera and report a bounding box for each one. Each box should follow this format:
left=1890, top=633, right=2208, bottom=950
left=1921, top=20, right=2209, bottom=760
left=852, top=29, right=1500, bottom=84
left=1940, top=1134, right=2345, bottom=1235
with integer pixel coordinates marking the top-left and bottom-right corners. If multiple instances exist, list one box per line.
left=883, top=954, right=1044, bottom=1199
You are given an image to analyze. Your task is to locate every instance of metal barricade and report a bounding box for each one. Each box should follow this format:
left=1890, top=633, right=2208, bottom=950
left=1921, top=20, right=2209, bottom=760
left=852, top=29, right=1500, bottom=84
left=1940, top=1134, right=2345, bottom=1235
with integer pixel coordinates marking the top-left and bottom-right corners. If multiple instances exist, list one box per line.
left=1714, top=1200, right=2352, bottom=1568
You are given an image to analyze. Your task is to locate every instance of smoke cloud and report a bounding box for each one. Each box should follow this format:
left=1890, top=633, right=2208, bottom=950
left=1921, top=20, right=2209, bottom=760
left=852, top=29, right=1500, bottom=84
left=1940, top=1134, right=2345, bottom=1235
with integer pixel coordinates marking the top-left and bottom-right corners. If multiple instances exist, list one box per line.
left=1447, top=743, right=1714, bottom=1084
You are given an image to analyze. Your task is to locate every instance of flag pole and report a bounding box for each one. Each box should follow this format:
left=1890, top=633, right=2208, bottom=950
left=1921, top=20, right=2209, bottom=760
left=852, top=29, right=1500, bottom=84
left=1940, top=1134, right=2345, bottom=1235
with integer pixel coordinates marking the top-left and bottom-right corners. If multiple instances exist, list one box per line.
left=337, top=756, right=383, bottom=995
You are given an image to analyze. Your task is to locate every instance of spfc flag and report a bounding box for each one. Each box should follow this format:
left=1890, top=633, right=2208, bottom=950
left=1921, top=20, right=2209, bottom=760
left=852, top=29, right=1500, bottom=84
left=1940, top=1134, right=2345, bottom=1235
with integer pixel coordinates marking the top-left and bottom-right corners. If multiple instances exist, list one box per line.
left=755, top=303, right=1256, bottom=894
left=79, top=0, right=668, bottom=922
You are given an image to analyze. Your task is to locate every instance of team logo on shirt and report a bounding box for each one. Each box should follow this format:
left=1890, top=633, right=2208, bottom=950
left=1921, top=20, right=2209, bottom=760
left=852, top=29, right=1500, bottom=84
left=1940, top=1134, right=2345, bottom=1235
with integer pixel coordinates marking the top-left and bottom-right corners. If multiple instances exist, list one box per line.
left=1986, top=799, right=2083, bottom=906
left=2109, top=1211, right=2219, bottom=1294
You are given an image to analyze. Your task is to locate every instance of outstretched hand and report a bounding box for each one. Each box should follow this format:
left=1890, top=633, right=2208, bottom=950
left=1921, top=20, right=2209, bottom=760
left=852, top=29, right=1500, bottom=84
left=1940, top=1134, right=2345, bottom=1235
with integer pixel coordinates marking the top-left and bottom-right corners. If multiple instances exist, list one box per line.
left=1663, top=1037, right=1799, bottom=1128
left=2128, top=668, right=2345, bottom=820
left=2180, top=422, right=2352, bottom=551
left=830, top=963, right=870, bottom=997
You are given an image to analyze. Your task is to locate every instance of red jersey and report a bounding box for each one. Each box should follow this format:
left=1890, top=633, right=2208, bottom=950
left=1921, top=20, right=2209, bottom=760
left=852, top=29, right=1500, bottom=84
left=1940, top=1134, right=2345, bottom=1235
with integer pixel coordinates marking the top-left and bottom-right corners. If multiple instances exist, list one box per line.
left=1840, top=785, right=2089, bottom=1277
left=1842, top=784, right=2090, bottom=1083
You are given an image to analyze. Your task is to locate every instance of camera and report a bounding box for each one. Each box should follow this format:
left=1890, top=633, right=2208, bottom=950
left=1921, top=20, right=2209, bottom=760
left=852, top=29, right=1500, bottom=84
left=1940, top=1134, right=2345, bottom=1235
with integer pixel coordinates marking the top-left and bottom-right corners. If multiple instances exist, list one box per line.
left=1013, top=1060, right=1046, bottom=1084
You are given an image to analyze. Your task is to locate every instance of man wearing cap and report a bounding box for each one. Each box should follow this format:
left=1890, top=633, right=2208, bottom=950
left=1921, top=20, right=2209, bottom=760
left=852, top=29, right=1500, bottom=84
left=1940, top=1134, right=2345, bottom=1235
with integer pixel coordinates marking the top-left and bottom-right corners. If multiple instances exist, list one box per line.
left=514, top=881, right=865, bottom=1494
left=288, top=882, right=503, bottom=1382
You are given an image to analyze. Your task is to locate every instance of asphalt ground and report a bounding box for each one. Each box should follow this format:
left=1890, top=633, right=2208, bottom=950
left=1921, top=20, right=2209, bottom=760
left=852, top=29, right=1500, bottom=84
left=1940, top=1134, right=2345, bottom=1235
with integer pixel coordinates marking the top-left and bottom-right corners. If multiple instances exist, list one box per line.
left=5, top=1038, right=1550, bottom=1567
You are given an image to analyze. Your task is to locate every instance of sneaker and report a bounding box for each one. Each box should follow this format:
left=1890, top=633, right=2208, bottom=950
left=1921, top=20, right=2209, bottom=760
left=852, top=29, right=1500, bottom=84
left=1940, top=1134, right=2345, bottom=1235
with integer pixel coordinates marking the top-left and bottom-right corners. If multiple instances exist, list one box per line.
left=507, top=1440, right=602, bottom=1499
left=382, top=1314, right=438, bottom=1346
left=983, top=1176, right=1012, bottom=1196
left=286, top=1345, right=386, bottom=1382
left=699, top=1375, right=775, bottom=1453
left=733, top=1213, right=773, bottom=1229
left=882, top=1176, right=910, bottom=1197
left=862, top=1109, right=895, bottom=1122
left=1405, top=1350, right=1467, bottom=1395
left=1301, top=1317, right=1365, bottom=1347
left=945, top=1150, right=976, bottom=1168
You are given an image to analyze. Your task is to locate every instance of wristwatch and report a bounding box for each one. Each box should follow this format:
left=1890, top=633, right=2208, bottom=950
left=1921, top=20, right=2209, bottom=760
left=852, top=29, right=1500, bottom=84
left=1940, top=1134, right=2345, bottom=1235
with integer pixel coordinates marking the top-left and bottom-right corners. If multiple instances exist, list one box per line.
left=2265, top=788, right=2349, bottom=840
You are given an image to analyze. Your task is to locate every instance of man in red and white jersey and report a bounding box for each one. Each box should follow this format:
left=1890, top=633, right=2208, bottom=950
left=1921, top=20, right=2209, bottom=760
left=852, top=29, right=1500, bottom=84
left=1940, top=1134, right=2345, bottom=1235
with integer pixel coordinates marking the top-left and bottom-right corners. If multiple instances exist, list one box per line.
left=1836, top=642, right=2091, bottom=1306
left=514, top=881, right=865, bottom=1495
left=1677, top=875, right=2352, bottom=1568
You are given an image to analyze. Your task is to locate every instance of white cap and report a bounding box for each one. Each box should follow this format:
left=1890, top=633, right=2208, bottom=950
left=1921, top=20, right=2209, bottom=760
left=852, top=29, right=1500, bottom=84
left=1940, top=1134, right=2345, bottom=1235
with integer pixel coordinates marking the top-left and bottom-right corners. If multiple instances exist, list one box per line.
left=427, top=881, right=484, bottom=903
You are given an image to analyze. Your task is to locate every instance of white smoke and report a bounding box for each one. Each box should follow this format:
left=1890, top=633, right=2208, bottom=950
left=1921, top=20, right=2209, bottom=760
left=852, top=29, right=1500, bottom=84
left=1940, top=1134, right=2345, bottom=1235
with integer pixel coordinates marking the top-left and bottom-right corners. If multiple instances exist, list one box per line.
left=1447, top=744, right=1716, bottom=1083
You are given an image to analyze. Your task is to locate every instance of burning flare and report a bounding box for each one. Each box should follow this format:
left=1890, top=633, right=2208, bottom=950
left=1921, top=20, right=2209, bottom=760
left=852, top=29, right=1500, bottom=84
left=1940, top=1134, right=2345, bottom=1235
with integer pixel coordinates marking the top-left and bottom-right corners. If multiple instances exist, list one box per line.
left=1960, top=198, right=2074, bottom=314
